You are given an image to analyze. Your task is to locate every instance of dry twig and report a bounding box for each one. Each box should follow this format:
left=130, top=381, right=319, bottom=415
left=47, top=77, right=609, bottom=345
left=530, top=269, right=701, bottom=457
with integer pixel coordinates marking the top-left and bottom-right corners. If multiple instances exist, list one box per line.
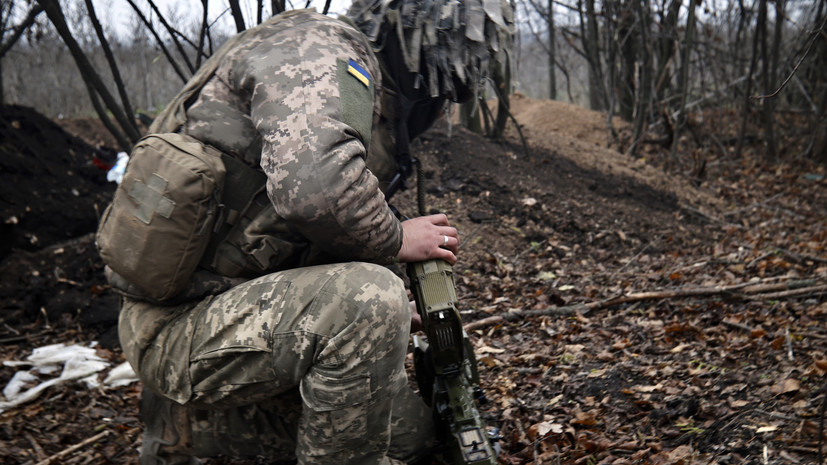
left=34, top=430, right=110, bottom=465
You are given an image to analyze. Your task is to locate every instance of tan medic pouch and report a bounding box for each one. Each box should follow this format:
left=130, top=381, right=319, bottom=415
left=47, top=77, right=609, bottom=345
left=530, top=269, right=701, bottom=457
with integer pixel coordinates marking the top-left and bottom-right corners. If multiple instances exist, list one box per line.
left=96, top=133, right=226, bottom=301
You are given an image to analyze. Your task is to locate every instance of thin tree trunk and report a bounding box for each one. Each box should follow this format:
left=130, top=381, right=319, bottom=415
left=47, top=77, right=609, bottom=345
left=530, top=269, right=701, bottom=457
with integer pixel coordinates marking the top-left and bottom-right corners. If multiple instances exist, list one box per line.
left=547, top=0, right=557, bottom=100
left=581, top=0, right=606, bottom=111
left=671, top=0, right=698, bottom=157
left=629, top=0, right=652, bottom=156
left=603, top=0, right=618, bottom=146
left=460, top=100, right=483, bottom=134
left=759, top=0, right=777, bottom=162
left=736, top=0, right=764, bottom=159
left=809, top=4, right=827, bottom=161
left=36, top=0, right=139, bottom=148
left=0, top=4, right=44, bottom=58
left=124, top=0, right=189, bottom=83
left=492, top=55, right=511, bottom=139
left=229, top=0, right=246, bottom=32
left=83, top=0, right=139, bottom=139
left=765, top=0, right=785, bottom=161
left=618, top=1, right=636, bottom=121
left=145, top=0, right=196, bottom=74
left=195, top=0, right=209, bottom=69
left=83, top=79, right=132, bottom=151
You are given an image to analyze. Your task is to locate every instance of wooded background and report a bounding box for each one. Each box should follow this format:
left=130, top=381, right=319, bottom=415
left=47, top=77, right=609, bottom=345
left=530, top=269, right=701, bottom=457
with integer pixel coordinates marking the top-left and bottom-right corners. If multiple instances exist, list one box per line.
left=1, top=0, right=825, bottom=163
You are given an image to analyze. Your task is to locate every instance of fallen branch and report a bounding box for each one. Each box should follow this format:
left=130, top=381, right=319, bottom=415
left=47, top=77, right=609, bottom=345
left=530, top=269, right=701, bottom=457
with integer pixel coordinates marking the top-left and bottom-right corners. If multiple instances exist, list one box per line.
left=34, top=430, right=110, bottom=465
left=464, top=279, right=825, bottom=331
left=749, top=284, right=827, bottom=300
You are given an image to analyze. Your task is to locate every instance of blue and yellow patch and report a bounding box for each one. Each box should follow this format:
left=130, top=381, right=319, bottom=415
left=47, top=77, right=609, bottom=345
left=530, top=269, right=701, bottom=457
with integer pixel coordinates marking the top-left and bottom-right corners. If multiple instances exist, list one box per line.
left=347, top=59, right=371, bottom=87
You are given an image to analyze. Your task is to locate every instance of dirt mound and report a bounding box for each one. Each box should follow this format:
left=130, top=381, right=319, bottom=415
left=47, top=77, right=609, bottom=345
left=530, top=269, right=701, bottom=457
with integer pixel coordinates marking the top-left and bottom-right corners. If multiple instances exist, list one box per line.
left=0, top=105, right=120, bottom=346
left=507, top=93, right=721, bottom=213
left=0, top=105, right=117, bottom=259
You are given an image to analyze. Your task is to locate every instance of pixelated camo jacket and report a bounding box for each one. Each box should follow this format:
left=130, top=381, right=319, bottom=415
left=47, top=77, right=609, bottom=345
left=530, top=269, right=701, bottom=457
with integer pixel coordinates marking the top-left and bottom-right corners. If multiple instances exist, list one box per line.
left=183, top=9, right=401, bottom=266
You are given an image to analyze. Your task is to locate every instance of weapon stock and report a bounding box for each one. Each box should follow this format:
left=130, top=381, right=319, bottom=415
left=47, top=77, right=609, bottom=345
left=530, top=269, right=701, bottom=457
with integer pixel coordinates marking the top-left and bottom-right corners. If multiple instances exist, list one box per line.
left=407, top=259, right=497, bottom=465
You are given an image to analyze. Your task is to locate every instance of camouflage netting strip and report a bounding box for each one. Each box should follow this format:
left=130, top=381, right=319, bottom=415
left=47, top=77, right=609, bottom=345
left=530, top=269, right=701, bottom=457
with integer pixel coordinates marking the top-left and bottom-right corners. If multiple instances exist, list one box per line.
left=348, top=0, right=514, bottom=99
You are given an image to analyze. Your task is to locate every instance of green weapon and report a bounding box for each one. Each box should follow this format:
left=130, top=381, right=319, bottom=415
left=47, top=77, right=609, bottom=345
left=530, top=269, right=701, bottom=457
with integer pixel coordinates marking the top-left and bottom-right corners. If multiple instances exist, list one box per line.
left=407, top=259, right=497, bottom=465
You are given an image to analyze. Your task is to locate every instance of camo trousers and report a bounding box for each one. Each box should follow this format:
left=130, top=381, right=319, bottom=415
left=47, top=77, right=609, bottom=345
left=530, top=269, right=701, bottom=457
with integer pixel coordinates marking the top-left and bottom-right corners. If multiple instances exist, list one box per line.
left=119, top=262, right=435, bottom=464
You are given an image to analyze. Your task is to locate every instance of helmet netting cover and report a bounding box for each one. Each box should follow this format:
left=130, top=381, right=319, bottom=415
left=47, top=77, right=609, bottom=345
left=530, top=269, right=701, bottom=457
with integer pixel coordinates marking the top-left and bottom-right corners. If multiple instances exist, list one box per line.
left=347, top=0, right=514, bottom=99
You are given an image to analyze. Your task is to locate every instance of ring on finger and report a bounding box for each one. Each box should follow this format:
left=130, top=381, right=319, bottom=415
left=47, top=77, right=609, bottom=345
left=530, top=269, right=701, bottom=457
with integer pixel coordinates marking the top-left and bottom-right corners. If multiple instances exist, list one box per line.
left=443, top=235, right=449, bottom=246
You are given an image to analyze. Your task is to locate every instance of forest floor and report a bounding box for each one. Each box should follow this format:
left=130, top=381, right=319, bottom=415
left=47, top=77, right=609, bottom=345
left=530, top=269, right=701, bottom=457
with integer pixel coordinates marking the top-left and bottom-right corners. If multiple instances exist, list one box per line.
left=0, top=93, right=825, bottom=465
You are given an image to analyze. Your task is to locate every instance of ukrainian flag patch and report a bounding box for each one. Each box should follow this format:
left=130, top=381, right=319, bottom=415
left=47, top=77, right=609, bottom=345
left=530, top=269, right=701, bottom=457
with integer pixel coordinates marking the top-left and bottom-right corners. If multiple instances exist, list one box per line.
left=347, top=59, right=371, bottom=87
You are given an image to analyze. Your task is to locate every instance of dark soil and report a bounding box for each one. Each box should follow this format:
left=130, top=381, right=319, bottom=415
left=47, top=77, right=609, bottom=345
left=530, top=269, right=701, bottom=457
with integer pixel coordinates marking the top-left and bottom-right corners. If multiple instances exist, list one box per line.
left=1, top=97, right=825, bottom=465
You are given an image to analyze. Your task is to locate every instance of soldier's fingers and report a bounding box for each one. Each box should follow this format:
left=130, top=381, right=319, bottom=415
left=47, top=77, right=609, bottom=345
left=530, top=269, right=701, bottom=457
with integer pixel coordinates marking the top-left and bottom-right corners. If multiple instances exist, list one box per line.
left=435, top=247, right=457, bottom=265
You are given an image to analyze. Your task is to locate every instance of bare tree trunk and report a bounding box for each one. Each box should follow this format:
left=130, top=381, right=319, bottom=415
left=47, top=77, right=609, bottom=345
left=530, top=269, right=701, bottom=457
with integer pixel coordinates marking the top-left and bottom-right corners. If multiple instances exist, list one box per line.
left=145, top=0, right=196, bottom=74
left=492, top=55, right=511, bottom=139
left=83, top=0, right=139, bottom=138
left=195, top=0, right=209, bottom=69
left=808, top=2, right=827, bottom=162
left=762, top=0, right=785, bottom=162
left=580, top=0, right=606, bottom=111
left=629, top=0, right=652, bottom=156
left=460, top=99, right=483, bottom=134
left=320, top=0, right=332, bottom=15
left=671, top=0, right=698, bottom=157
left=82, top=76, right=132, bottom=150
left=758, top=0, right=777, bottom=162
left=655, top=0, right=681, bottom=100
left=736, top=0, right=764, bottom=159
left=547, top=0, right=556, bottom=100
left=124, top=0, right=189, bottom=83
left=0, top=3, right=45, bottom=104
left=229, top=0, right=246, bottom=32
left=272, top=0, right=286, bottom=15
left=618, top=0, right=635, bottom=121
left=36, top=0, right=140, bottom=149
left=0, top=3, right=44, bottom=58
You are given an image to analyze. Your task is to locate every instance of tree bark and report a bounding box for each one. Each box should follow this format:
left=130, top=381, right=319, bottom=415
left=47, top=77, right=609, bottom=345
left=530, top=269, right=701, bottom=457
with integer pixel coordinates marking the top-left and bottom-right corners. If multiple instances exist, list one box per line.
left=0, top=3, right=44, bottom=58
left=759, top=0, right=777, bottom=162
left=655, top=0, right=681, bottom=100
left=581, top=0, right=606, bottom=111
left=629, top=0, right=652, bottom=156
left=36, top=0, right=140, bottom=148
left=124, top=0, right=189, bottom=83
left=618, top=0, right=635, bottom=121
left=492, top=55, right=511, bottom=139
left=145, top=0, right=195, bottom=74
left=547, top=0, right=557, bottom=100
left=671, top=0, right=698, bottom=157
left=83, top=0, right=139, bottom=139
left=229, top=0, right=246, bottom=33
left=735, top=0, right=764, bottom=159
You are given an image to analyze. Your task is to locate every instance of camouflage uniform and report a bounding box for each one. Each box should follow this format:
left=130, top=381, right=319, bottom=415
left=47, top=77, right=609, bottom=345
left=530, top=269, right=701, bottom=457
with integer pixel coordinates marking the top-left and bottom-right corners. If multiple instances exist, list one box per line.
left=117, top=9, right=434, bottom=465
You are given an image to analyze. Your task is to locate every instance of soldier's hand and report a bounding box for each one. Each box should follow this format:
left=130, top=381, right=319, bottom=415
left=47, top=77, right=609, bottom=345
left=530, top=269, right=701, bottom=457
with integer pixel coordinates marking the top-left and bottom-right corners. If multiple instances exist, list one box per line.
left=397, top=214, right=458, bottom=264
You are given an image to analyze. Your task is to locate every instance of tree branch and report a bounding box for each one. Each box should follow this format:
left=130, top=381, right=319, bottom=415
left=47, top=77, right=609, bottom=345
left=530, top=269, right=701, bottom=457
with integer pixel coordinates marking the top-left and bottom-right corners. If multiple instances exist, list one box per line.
left=464, top=279, right=826, bottom=331
left=123, top=0, right=190, bottom=83
left=0, top=4, right=45, bottom=58
left=36, top=0, right=138, bottom=149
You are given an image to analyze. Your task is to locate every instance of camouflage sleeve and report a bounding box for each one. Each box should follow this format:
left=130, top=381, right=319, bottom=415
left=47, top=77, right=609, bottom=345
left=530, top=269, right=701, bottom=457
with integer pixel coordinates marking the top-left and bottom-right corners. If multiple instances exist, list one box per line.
left=239, top=16, right=401, bottom=263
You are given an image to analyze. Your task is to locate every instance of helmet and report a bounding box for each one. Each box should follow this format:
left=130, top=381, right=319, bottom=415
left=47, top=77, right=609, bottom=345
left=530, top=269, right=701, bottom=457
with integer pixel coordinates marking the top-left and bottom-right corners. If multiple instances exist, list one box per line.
left=347, top=0, right=514, bottom=101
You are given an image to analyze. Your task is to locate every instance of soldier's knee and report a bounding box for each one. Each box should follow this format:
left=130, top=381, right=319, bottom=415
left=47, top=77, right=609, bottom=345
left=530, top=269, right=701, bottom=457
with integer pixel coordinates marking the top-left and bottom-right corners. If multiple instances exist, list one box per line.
left=331, top=262, right=408, bottom=320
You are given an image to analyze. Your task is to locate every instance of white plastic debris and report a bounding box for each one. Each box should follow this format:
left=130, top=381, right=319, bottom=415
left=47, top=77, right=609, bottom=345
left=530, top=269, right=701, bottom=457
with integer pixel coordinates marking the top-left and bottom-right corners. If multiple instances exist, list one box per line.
left=106, top=152, right=129, bottom=184
left=0, top=342, right=138, bottom=414
left=2, top=371, right=39, bottom=400
left=104, top=361, right=140, bottom=387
